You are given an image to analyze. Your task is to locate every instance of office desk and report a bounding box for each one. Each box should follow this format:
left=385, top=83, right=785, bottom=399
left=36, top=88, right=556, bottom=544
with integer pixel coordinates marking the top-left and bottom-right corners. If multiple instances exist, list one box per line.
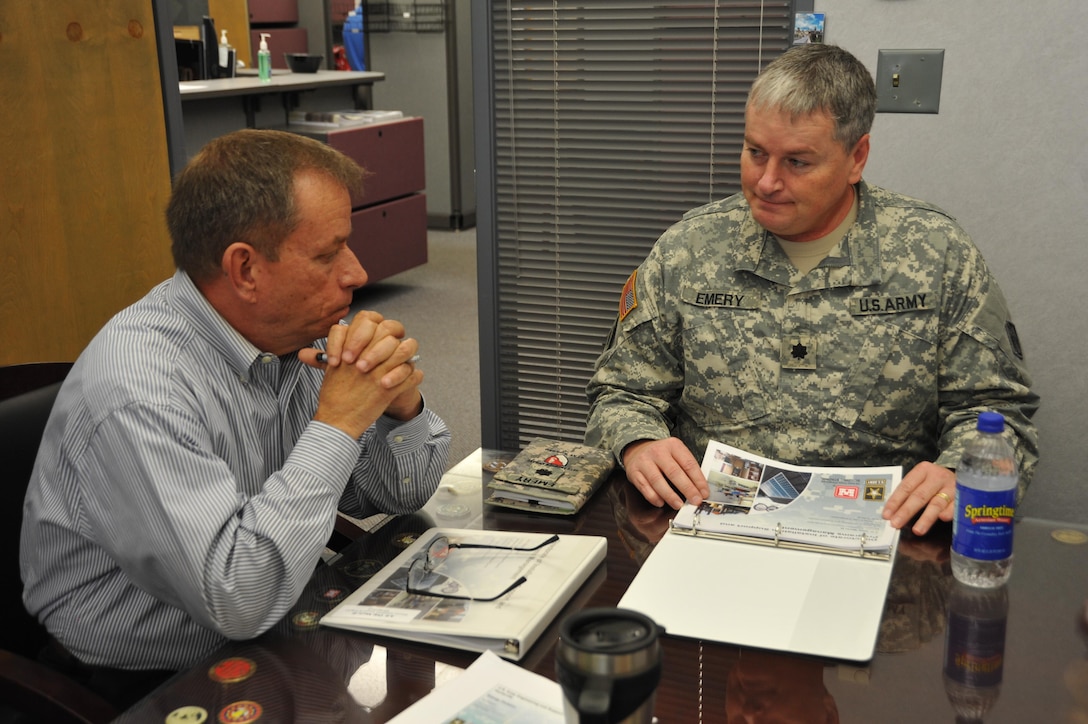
left=179, top=71, right=385, bottom=111
left=117, top=450, right=1088, bottom=722
left=179, top=71, right=387, bottom=157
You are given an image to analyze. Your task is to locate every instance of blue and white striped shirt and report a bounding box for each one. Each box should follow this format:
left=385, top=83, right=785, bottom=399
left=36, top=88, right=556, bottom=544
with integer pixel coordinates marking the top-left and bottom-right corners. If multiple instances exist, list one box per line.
left=20, top=271, right=450, bottom=669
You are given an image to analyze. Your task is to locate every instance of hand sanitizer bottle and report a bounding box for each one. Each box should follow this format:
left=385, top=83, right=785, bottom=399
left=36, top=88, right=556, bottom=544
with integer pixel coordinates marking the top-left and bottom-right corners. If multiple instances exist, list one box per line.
left=258, top=33, right=272, bottom=83
left=218, top=30, right=230, bottom=67
left=217, top=29, right=235, bottom=78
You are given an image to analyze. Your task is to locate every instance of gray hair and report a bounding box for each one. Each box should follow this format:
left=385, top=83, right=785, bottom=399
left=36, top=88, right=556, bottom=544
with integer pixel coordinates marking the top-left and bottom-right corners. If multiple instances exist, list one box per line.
left=167, top=129, right=366, bottom=282
left=747, top=44, right=877, bottom=151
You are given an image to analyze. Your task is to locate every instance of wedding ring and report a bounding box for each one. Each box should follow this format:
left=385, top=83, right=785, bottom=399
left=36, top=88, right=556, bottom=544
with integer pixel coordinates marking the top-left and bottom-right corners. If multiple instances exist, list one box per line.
left=934, top=491, right=953, bottom=505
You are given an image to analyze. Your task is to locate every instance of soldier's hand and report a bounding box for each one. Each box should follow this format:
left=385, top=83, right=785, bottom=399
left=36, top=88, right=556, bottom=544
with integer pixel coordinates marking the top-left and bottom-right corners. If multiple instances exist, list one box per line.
left=622, top=438, right=709, bottom=509
left=882, top=461, right=956, bottom=535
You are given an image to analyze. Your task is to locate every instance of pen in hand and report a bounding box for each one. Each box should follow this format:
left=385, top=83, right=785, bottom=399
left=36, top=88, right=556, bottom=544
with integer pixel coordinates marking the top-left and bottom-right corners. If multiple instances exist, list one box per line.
left=316, top=352, right=421, bottom=365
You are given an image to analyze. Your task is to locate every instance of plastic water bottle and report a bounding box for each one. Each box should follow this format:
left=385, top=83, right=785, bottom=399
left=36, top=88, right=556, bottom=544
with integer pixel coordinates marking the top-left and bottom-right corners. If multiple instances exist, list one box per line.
left=943, top=582, right=1008, bottom=721
left=951, top=412, right=1018, bottom=586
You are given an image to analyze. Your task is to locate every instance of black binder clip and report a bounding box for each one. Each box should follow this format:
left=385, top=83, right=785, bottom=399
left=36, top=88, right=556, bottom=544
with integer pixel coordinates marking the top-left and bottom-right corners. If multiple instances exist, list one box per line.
left=858, top=532, right=868, bottom=557
left=773, top=522, right=783, bottom=548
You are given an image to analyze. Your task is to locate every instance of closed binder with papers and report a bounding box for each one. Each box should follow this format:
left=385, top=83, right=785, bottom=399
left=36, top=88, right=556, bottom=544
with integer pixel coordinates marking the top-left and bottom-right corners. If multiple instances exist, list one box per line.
left=321, top=528, right=607, bottom=660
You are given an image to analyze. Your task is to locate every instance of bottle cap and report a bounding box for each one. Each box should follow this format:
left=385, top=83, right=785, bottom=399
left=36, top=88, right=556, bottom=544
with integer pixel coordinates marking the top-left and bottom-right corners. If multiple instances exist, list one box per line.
left=220, top=29, right=228, bottom=45
left=259, top=33, right=270, bottom=51
left=977, top=411, right=1005, bottom=434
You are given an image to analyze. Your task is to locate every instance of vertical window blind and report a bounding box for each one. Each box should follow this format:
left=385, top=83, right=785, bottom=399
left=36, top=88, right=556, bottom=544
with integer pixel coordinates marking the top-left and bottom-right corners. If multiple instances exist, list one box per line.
left=476, top=1, right=795, bottom=450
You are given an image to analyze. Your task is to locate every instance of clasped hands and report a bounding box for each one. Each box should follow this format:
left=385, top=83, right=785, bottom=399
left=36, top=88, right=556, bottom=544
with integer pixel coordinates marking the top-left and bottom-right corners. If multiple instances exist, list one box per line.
left=624, top=437, right=956, bottom=536
left=300, top=310, right=423, bottom=438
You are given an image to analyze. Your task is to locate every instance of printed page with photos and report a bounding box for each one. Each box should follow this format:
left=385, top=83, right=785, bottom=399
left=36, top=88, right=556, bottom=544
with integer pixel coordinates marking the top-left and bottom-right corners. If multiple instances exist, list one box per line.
left=670, top=440, right=902, bottom=557
left=388, top=650, right=564, bottom=724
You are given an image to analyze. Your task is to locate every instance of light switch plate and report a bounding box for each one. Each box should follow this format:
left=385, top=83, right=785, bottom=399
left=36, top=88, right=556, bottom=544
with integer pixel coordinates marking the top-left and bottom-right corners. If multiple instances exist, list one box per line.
left=875, top=49, right=945, bottom=113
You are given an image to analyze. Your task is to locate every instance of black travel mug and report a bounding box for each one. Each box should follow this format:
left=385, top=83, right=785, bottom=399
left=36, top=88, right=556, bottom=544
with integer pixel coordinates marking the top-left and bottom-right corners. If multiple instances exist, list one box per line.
left=556, top=608, right=663, bottom=724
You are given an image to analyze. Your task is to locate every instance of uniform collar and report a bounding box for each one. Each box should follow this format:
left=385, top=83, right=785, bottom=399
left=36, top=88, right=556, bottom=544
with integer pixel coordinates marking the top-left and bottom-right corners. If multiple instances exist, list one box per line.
left=738, top=180, right=884, bottom=290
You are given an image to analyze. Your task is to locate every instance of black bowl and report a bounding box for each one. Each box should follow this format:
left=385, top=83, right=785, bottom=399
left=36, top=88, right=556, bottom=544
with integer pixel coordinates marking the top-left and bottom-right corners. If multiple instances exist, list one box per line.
left=285, top=53, right=323, bottom=73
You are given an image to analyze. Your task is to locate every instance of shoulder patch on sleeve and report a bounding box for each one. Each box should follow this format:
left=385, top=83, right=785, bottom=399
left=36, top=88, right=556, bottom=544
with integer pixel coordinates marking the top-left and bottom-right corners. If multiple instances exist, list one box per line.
left=619, top=270, right=638, bottom=321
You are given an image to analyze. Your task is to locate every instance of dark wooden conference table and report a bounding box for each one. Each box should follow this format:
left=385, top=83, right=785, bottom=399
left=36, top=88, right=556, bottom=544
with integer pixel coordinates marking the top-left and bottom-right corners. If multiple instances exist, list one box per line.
left=116, top=449, right=1088, bottom=723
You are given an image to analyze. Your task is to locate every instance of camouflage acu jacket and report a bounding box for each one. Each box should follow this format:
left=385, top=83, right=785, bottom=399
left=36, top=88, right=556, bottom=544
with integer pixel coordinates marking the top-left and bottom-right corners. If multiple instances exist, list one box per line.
left=585, top=181, right=1039, bottom=496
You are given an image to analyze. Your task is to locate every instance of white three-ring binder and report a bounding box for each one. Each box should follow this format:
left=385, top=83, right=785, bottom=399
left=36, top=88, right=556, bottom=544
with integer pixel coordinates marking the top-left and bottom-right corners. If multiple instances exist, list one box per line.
left=619, top=441, right=902, bottom=662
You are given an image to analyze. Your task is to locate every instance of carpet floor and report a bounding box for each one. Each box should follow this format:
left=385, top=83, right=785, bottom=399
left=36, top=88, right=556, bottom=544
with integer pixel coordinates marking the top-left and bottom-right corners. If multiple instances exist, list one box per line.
left=350, top=228, right=481, bottom=470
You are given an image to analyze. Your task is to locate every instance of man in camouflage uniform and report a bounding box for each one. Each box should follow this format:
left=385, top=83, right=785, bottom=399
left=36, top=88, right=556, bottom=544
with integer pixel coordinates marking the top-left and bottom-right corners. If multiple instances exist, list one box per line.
left=585, top=44, right=1038, bottom=536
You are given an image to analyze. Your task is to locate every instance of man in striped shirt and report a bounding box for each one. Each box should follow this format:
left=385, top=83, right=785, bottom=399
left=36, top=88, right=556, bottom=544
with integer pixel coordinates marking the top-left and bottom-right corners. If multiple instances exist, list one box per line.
left=19, top=129, right=450, bottom=706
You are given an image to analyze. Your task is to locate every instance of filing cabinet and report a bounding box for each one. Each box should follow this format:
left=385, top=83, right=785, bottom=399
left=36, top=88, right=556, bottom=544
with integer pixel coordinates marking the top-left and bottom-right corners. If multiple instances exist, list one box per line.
left=248, top=0, right=307, bottom=69
left=248, top=0, right=299, bottom=24
left=290, top=117, right=428, bottom=283
left=349, top=194, right=428, bottom=284
left=248, top=28, right=309, bottom=69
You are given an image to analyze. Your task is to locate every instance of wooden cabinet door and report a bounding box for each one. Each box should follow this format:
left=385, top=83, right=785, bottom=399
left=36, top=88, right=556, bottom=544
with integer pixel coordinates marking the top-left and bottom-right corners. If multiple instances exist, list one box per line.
left=0, top=2, right=175, bottom=364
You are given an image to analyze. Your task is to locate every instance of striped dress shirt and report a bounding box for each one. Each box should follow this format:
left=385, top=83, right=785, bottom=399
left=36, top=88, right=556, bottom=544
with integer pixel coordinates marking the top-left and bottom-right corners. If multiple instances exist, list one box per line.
left=20, top=271, right=450, bottom=669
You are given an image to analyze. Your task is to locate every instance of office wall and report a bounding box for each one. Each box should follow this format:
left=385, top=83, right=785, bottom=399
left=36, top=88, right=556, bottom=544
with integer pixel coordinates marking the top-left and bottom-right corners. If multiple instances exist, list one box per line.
left=367, top=7, right=476, bottom=229
left=817, top=0, right=1086, bottom=523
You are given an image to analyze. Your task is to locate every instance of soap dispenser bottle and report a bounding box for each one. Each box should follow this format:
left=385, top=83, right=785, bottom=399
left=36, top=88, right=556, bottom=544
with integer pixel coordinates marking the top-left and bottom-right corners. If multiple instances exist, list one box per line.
left=258, top=33, right=272, bottom=83
left=217, top=29, right=236, bottom=78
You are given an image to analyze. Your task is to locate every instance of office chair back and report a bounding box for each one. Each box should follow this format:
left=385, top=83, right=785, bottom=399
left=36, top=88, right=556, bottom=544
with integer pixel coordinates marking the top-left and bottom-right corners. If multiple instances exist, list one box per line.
left=0, top=362, right=72, bottom=658
left=0, top=649, right=117, bottom=724
left=0, top=363, right=119, bottom=723
left=0, top=361, right=121, bottom=722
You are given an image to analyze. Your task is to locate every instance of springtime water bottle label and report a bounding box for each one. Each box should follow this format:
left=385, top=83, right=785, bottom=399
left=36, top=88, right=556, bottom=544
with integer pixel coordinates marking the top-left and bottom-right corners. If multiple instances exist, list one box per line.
left=944, top=611, right=1006, bottom=687
left=952, top=486, right=1016, bottom=560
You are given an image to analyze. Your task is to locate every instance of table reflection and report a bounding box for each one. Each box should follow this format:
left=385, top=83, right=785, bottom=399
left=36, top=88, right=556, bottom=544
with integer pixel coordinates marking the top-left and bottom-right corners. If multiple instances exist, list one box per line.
left=116, top=452, right=1088, bottom=723
left=726, top=649, right=838, bottom=723
left=878, top=530, right=953, bottom=655
left=942, top=582, right=1008, bottom=721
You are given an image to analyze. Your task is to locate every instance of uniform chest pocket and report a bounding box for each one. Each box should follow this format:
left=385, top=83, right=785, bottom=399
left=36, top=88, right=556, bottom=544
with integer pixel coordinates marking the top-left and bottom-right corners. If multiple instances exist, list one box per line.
left=679, top=307, right=772, bottom=425
left=829, top=317, right=937, bottom=442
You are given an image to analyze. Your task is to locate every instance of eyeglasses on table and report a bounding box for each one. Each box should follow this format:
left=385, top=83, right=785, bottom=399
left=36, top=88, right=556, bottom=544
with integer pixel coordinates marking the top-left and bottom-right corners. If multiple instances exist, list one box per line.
left=405, top=533, right=559, bottom=602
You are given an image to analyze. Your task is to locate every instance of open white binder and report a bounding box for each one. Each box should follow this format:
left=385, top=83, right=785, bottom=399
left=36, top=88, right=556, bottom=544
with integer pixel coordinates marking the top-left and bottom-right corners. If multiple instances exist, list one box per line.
left=619, top=441, right=901, bottom=661
left=619, top=530, right=897, bottom=661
